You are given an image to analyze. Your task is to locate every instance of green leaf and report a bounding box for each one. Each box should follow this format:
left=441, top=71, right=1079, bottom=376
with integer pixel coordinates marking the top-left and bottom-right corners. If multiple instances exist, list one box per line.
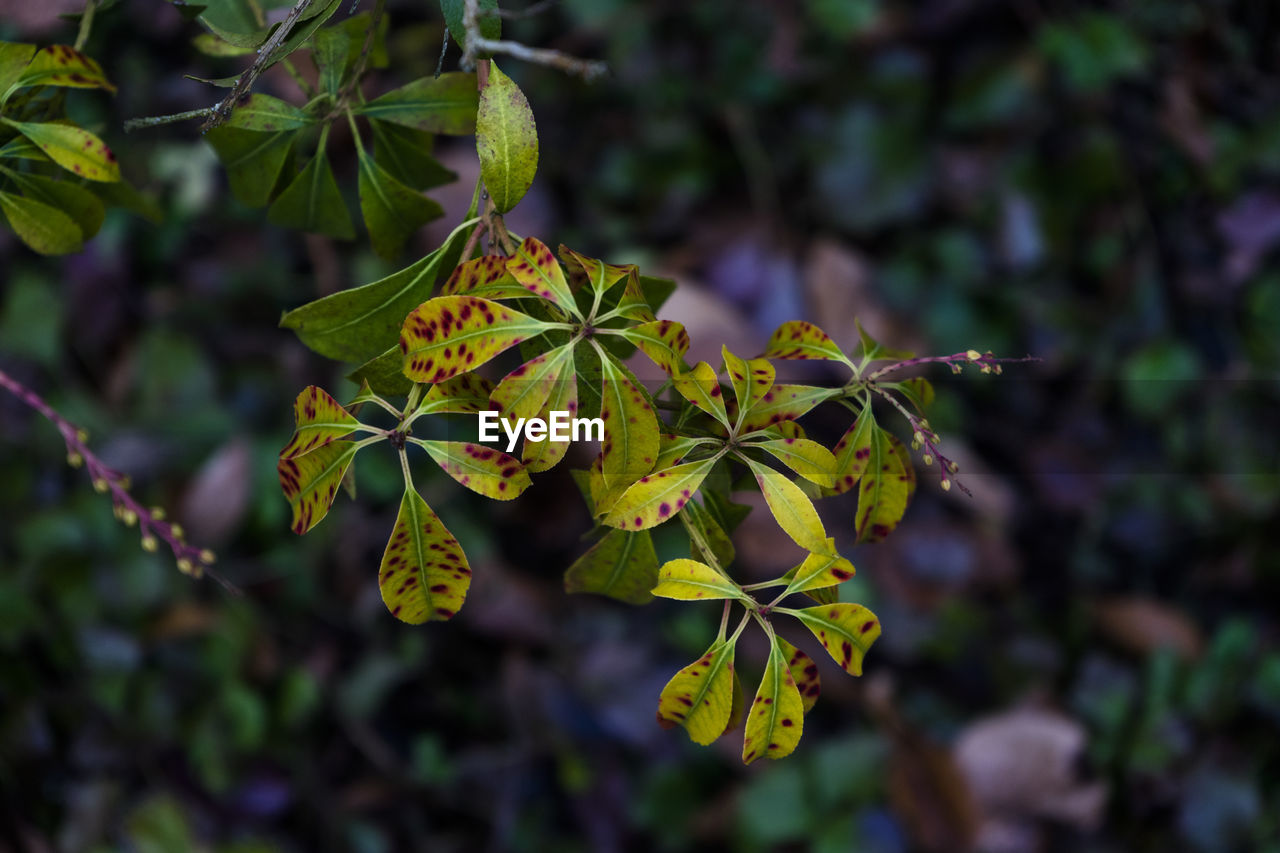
left=657, top=639, right=737, bottom=745
left=673, top=361, right=730, bottom=427
left=1, top=169, right=104, bottom=239
left=379, top=485, right=471, bottom=623
left=418, top=372, right=496, bottom=414
left=268, top=148, right=354, bottom=239
left=224, top=94, right=314, bottom=131
left=619, top=320, right=690, bottom=376
left=279, top=385, right=360, bottom=459
left=282, top=218, right=473, bottom=363
left=476, top=62, right=538, bottom=214
left=745, top=458, right=831, bottom=555
left=277, top=440, right=359, bottom=534
left=0, top=43, right=37, bottom=99
left=651, top=558, right=746, bottom=602
left=784, top=603, right=881, bottom=676
left=780, top=542, right=855, bottom=596
left=262, top=0, right=345, bottom=66
left=683, top=497, right=735, bottom=567
left=491, top=342, right=575, bottom=421
left=752, top=437, right=838, bottom=488
left=370, top=119, right=456, bottom=191
left=742, top=634, right=805, bottom=764
left=0, top=190, right=83, bottom=255
left=598, top=350, right=661, bottom=491
left=563, top=528, right=658, bottom=605
left=507, top=236, right=577, bottom=315
left=522, top=352, right=578, bottom=472
left=400, top=296, right=554, bottom=383
left=11, top=44, right=115, bottom=94
left=357, top=145, right=444, bottom=258
left=416, top=440, right=532, bottom=500
left=440, top=0, right=500, bottom=52
left=763, top=320, right=849, bottom=362
left=855, top=318, right=913, bottom=361
left=855, top=424, right=911, bottom=543
left=559, top=246, right=632, bottom=296
left=777, top=636, right=820, bottom=713
left=204, top=126, right=295, bottom=207
left=90, top=177, right=163, bottom=224
left=191, top=33, right=255, bottom=57
left=347, top=345, right=411, bottom=396
left=355, top=73, right=479, bottom=135
left=312, top=25, right=350, bottom=96
left=825, top=406, right=874, bottom=496
left=3, top=120, right=119, bottom=182
left=739, top=384, right=835, bottom=434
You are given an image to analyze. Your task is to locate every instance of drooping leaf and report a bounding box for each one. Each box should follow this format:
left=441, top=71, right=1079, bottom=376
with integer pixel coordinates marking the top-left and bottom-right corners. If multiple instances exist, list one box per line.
left=357, top=145, right=444, bottom=258
left=440, top=0, right=500, bottom=52
left=224, top=94, right=313, bottom=131
left=282, top=219, right=473, bottom=363
left=855, top=424, right=911, bottom=543
left=598, top=352, right=661, bottom=490
left=781, top=542, right=856, bottom=596
left=763, top=320, right=849, bottom=362
left=825, top=407, right=874, bottom=496
left=601, top=457, right=717, bottom=531
left=563, top=528, right=658, bottom=605
left=491, top=343, right=574, bottom=422
left=745, top=459, right=832, bottom=555
left=651, top=558, right=746, bottom=602
left=506, top=237, right=576, bottom=315
left=312, top=25, right=350, bottom=96
left=613, top=269, right=658, bottom=323
left=898, top=376, right=935, bottom=413
left=416, top=440, right=531, bottom=500
left=476, top=62, right=538, bottom=214
left=656, top=640, right=736, bottom=745
left=4, top=120, right=119, bottom=182
left=0, top=190, right=82, bottom=255
left=683, top=497, right=735, bottom=567
left=279, top=385, right=359, bottom=459
left=441, top=253, right=526, bottom=298
left=204, top=127, right=295, bottom=207
left=400, top=296, right=553, bottom=384
left=777, top=636, right=820, bottom=713
left=724, top=670, right=746, bottom=735
left=559, top=246, right=631, bottom=296
left=0, top=43, right=37, bottom=99
left=370, top=119, right=455, bottom=191
left=620, top=320, right=690, bottom=376
left=378, top=485, right=471, bottom=623
left=888, top=432, right=918, bottom=504
left=268, top=149, right=354, bottom=239
left=277, top=440, right=359, bottom=534
left=522, top=353, right=579, bottom=472
left=785, top=603, right=881, bottom=676
left=355, top=73, right=479, bottom=135
left=752, top=437, right=838, bottom=488
left=742, top=634, right=805, bottom=764
left=1, top=169, right=103, bottom=239
left=738, top=384, right=835, bottom=434
left=673, top=361, right=730, bottom=426
left=12, top=44, right=116, bottom=93
left=418, top=372, right=496, bottom=414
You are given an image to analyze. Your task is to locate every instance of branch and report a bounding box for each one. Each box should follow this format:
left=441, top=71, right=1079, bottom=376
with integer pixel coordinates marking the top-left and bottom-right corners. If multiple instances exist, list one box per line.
left=460, top=0, right=607, bottom=80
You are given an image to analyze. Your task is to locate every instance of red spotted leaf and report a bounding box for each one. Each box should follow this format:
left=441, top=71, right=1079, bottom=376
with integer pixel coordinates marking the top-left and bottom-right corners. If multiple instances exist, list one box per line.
left=523, top=351, right=579, bottom=472
left=416, top=440, right=531, bottom=500
left=620, top=320, right=690, bottom=376
left=506, top=236, right=577, bottom=316
left=855, top=424, right=911, bottom=543
left=280, top=386, right=360, bottom=460
left=441, top=254, right=526, bottom=298
left=651, top=558, right=746, bottom=602
left=598, top=351, right=660, bottom=490
left=400, top=295, right=552, bottom=384
left=784, top=603, right=880, bottom=676
left=763, top=320, right=849, bottom=363
left=673, top=361, right=730, bottom=427
left=278, top=440, right=359, bottom=534
left=418, top=372, right=496, bottom=414
left=378, top=485, right=471, bottom=623
left=656, top=639, right=737, bottom=745
left=752, top=437, right=838, bottom=487
left=738, top=384, right=834, bottom=434
left=742, top=634, right=805, bottom=764
left=490, top=343, right=574, bottom=421
left=824, top=407, right=874, bottom=496
left=777, top=636, right=821, bottom=713
left=781, top=540, right=856, bottom=596
left=14, top=44, right=116, bottom=93
left=601, top=457, right=717, bottom=530
left=559, top=245, right=632, bottom=295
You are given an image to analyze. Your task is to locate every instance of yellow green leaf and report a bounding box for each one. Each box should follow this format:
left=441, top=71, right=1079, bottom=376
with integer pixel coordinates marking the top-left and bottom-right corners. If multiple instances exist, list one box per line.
left=738, top=384, right=834, bottom=434
left=279, top=385, right=359, bottom=459
left=476, top=62, right=538, bottom=214
left=598, top=352, right=660, bottom=491
left=602, top=457, right=717, bottom=531
left=620, top=320, right=690, bottom=376
left=559, top=246, right=631, bottom=295
left=683, top=497, right=735, bottom=567
left=856, top=318, right=914, bottom=361
left=777, top=636, right=821, bottom=713
left=724, top=670, right=746, bottom=735
left=417, top=440, right=531, bottom=500
left=0, top=190, right=82, bottom=255
left=506, top=237, right=577, bottom=316
left=491, top=343, right=574, bottom=421
left=441, top=254, right=525, bottom=298
left=651, top=558, right=746, bottom=602
left=888, top=432, right=918, bottom=504
left=742, top=634, right=805, bottom=764
left=224, top=93, right=313, bottom=131
left=654, top=434, right=703, bottom=469
left=4, top=120, right=119, bottom=182
left=752, top=437, right=838, bottom=487
left=745, top=458, right=831, bottom=555
left=563, top=528, right=658, bottom=605
left=656, top=640, right=736, bottom=745
left=354, top=72, right=479, bottom=135
left=825, top=407, right=874, bottom=496
left=784, top=603, right=881, bottom=676
left=523, top=352, right=578, bottom=472
left=277, top=440, right=359, bottom=534
left=673, top=361, right=730, bottom=427
left=613, top=268, right=657, bottom=322
left=418, top=372, right=496, bottom=414
left=378, top=486, right=471, bottom=623
left=781, top=541, right=856, bottom=596
left=763, top=320, right=848, bottom=362
left=14, top=44, right=116, bottom=93
left=855, top=425, right=911, bottom=543
left=400, top=295, right=552, bottom=384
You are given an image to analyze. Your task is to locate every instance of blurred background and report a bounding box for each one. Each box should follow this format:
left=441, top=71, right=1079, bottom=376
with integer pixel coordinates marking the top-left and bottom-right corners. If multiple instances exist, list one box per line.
left=2, top=0, right=1279, bottom=850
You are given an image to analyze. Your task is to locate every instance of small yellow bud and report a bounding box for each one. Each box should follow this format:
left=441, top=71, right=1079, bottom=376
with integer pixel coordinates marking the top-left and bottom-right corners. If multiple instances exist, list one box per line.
left=940, top=478, right=952, bottom=492
left=177, top=558, right=194, bottom=575
left=199, top=549, right=216, bottom=565
left=67, top=452, right=83, bottom=468
left=150, top=507, right=165, bottom=521
left=911, top=439, right=922, bottom=451
left=913, top=430, right=925, bottom=445
left=76, top=428, right=89, bottom=443
left=947, top=460, right=959, bottom=474
left=118, top=476, right=130, bottom=490
left=120, top=508, right=138, bottom=527
left=923, top=454, right=934, bottom=466
left=93, top=478, right=110, bottom=493
left=980, top=364, right=992, bottom=374
left=966, top=349, right=981, bottom=361
left=141, top=535, right=158, bottom=552
left=169, top=523, right=185, bottom=540
left=994, top=364, right=1003, bottom=375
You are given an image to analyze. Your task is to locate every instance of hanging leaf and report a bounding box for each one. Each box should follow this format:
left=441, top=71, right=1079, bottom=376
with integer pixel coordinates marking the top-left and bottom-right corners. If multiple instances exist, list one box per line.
left=279, top=385, right=359, bottom=459
left=742, top=634, right=805, bottom=764
left=619, top=320, right=690, bottom=376
left=784, top=603, right=880, bottom=676
left=224, top=94, right=314, bottom=131
left=379, top=485, right=471, bottom=623
left=825, top=407, right=874, bottom=496
left=370, top=119, right=455, bottom=191
left=440, top=0, right=500, bottom=52
left=777, top=636, right=821, bottom=713
left=277, top=440, right=359, bottom=534
left=613, top=269, right=658, bottom=323
left=13, top=44, right=116, bottom=93
left=673, top=361, right=730, bottom=426
left=0, top=190, right=83, bottom=255
left=312, top=26, right=350, bottom=96
left=416, top=440, right=532, bottom=500
left=763, top=320, right=850, bottom=362
left=601, top=457, right=717, bottom=531
left=355, top=73, right=479, bottom=135
left=598, top=352, right=660, bottom=490
left=656, top=640, right=737, bottom=745
left=357, top=146, right=444, bottom=258
left=523, top=355, right=578, bottom=472
left=563, top=528, right=659, bottom=605
left=348, top=345, right=412, bottom=396
left=400, top=296, right=554, bottom=383
left=490, top=343, right=575, bottom=422
left=0, top=43, right=37, bottom=99
left=738, top=384, right=835, bottom=434
left=418, top=372, right=496, bottom=414
left=204, top=127, right=295, bottom=207
left=855, top=424, right=912, bottom=543
left=268, top=148, right=353, bottom=238
left=476, top=62, right=538, bottom=214
left=4, top=171, right=105, bottom=239
left=888, top=432, right=918, bottom=503
left=506, top=237, right=576, bottom=315
left=724, top=670, right=746, bottom=735
left=751, top=437, right=838, bottom=488
left=4, top=120, right=120, bottom=182
left=780, top=543, right=856, bottom=596
left=651, top=558, right=747, bottom=602
left=745, top=459, right=832, bottom=555
left=683, top=497, right=735, bottom=567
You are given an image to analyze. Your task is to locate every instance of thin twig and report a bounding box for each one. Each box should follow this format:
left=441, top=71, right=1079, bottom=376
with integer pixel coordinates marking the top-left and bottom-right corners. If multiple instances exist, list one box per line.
left=74, top=0, right=97, bottom=52
left=488, top=0, right=558, bottom=20
left=335, top=0, right=386, bottom=109
left=460, top=0, right=606, bottom=80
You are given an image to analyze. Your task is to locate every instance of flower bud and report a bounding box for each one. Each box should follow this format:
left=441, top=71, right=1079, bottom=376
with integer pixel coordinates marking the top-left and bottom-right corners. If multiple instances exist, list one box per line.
left=141, top=535, right=158, bottom=552
left=67, top=452, right=83, bottom=468
left=940, top=478, right=952, bottom=491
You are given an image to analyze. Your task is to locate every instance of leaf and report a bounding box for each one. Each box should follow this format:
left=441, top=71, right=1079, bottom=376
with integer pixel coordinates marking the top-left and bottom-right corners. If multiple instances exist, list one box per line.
left=0, top=190, right=82, bottom=255
left=825, top=407, right=874, bottom=496
left=620, top=320, right=690, bottom=376
left=400, top=296, right=553, bottom=383
left=191, top=33, right=255, bottom=57
left=559, top=246, right=632, bottom=296
left=786, top=603, right=881, bottom=676
left=279, top=385, right=359, bottom=459
left=739, top=384, right=834, bottom=434
left=683, top=497, right=735, bottom=567
left=440, top=0, right=500, bottom=52
left=888, top=432, right=917, bottom=504
left=613, top=269, right=657, bottom=322
left=419, top=372, right=496, bottom=414
left=348, top=345, right=411, bottom=396
left=563, top=528, right=658, bottom=605
left=262, top=0, right=345, bottom=66
left=721, top=348, right=775, bottom=420
left=781, top=542, right=856, bottom=596
left=753, top=437, right=838, bottom=488
left=268, top=149, right=354, bottom=239
left=417, top=440, right=531, bottom=500
left=598, top=352, right=661, bottom=491
left=507, top=237, right=576, bottom=315
left=654, top=434, right=703, bottom=469
left=491, top=343, right=574, bottom=422
left=357, top=146, right=444, bottom=258
left=651, top=558, right=746, bottom=602
left=724, top=670, right=746, bottom=735
left=4, top=120, right=119, bottom=182
left=476, top=62, right=538, bottom=214
left=601, top=456, right=717, bottom=530
left=355, top=73, right=479, bottom=135
left=0, top=43, right=37, bottom=98
left=745, top=458, right=832, bottom=555
left=778, top=636, right=821, bottom=713
left=281, top=218, right=472, bottom=363
left=370, top=119, right=455, bottom=191
left=763, top=320, right=849, bottom=362
left=656, top=640, right=737, bottom=745
left=856, top=318, right=914, bottom=361
left=89, top=177, right=163, bottom=224
left=12, top=44, right=116, bottom=93
left=379, top=485, right=471, bottom=623
left=224, top=94, right=314, bottom=131
left=855, top=424, right=912, bottom=543
left=312, top=25, right=350, bottom=96
left=742, top=634, right=805, bottom=764
left=1, top=169, right=103, bottom=239
left=673, top=361, right=730, bottom=426
left=204, top=127, right=295, bottom=207
left=277, top=440, right=359, bottom=534
left=522, top=353, right=578, bottom=472
left=441, top=254, right=526, bottom=297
